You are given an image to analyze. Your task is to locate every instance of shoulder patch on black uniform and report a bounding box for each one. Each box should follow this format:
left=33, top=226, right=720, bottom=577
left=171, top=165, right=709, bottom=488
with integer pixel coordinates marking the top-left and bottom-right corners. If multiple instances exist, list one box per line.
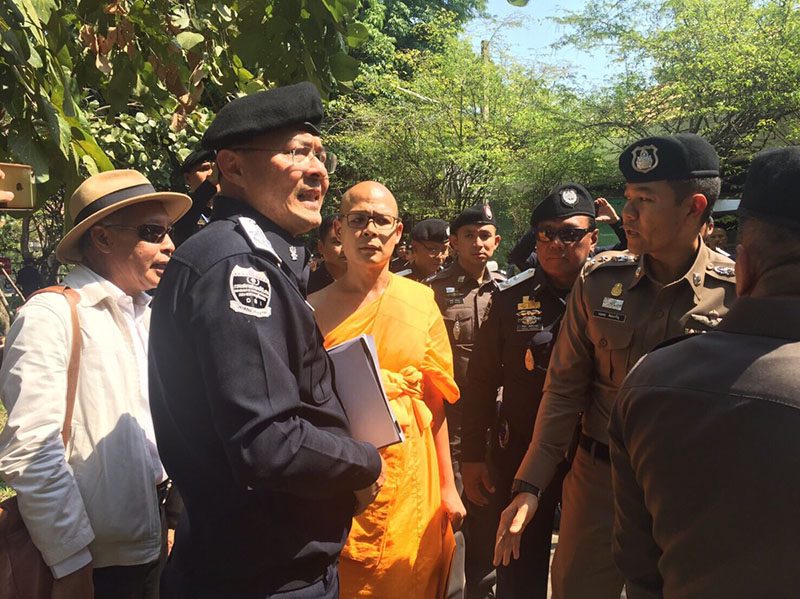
left=236, top=216, right=282, bottom=265
left=497, top=268, right=535, bottom=292
left=229, top=265, right=272, bottom=317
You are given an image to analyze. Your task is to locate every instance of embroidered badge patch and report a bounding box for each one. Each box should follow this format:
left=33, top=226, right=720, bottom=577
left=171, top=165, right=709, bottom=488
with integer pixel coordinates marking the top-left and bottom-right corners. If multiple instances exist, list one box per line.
left=229, top=265, right=272, bottom=317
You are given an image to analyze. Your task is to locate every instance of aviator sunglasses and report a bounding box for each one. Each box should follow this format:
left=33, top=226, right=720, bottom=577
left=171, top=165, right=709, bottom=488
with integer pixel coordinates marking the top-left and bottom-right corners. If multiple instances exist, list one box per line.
left=104, top=223, right=174, bottom=243
left=534, top=226, right=595, bottom=244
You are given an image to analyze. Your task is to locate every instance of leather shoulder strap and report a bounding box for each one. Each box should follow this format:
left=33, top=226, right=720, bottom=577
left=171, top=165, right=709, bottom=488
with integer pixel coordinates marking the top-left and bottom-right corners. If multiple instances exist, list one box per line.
left=25, top=286, right=82, bottom=446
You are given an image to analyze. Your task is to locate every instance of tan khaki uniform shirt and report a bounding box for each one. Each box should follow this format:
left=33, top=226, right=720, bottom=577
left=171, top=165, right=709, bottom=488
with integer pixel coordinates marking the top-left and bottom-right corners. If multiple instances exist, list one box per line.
left=516, top=243, right=737, bottom=489
left=429, top=261, right=505, bottom=388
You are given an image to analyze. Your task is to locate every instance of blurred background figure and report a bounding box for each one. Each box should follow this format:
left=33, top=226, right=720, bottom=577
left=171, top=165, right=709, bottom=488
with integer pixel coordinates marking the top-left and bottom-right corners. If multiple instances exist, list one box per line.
left=307, top=213, right=347, bottom=294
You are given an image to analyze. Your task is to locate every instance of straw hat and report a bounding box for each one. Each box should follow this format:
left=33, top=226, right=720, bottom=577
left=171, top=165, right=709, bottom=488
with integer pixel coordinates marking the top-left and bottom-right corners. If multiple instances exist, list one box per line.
left=56, top=170, right=192, bottom=264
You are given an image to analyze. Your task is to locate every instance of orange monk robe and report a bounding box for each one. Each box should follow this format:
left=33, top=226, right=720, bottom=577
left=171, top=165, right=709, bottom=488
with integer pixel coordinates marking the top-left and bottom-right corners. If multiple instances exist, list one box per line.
left=323, top=274, right=460, bottom=599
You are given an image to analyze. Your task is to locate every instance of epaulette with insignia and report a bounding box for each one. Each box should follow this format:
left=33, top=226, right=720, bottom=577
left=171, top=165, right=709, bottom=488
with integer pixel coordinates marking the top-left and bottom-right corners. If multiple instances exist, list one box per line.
left=396, top=268, right=413, bottom=278
left=583, top=250, right=639, bottom=275
left=236, top=216, right=282, bottom=265
left=497, top=268, right=535, bottom=292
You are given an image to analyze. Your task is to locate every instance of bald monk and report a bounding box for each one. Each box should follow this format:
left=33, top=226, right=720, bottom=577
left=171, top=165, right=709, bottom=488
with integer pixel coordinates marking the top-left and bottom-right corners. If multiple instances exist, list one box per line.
left=310, top=181, right=466, bottom=598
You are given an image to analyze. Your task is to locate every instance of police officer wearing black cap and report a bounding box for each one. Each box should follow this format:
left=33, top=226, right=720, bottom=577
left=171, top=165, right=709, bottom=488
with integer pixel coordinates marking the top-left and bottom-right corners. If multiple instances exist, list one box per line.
left=172, top=148, right=218, bottom=245
left=610, top=146, right=800, bottom=598
left=495, top=133, right=737, bottom=599
left=428, top=202, right=504, bottom=599
left=149, top=82, right=384, bottom=599
left=461, top=184, right=598, bottom=598
left=397, top=218, right=450, bottom=281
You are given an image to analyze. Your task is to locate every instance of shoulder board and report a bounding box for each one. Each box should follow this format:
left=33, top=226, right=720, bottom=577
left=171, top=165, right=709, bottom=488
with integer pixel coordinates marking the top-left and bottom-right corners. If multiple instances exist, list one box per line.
left=425, top=268, right=451, bottom=284
left=490, top=270, right=507, bottom=283
left=236, top=216, right=282, bottom=265
left=705, top=250, right=736, bottom=282
left=713, top=247, right=732, bottom=258
left=497, top=268, right=535, bottom=292
left=396, top=268, right=413, bottom=278
left=584, top=251, right=639, bottom=276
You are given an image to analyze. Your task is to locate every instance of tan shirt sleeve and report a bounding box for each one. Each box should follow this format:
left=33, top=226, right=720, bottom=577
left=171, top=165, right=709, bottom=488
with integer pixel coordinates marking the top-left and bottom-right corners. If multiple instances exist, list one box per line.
left=515, top=269, right=594, bottom=489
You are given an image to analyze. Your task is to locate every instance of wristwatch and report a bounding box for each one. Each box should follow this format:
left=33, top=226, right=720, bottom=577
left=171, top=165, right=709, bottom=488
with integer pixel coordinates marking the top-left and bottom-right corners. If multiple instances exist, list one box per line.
left=511, top=479, right=542, bottom=500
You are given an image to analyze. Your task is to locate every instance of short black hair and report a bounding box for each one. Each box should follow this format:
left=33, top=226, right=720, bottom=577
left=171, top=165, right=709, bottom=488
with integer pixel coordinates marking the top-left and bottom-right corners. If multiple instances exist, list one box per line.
left=319, top=214, right=337, bottom=241
left=739, top=216, right=800, bottom=278
left=667, top=177, right=721, bottom=223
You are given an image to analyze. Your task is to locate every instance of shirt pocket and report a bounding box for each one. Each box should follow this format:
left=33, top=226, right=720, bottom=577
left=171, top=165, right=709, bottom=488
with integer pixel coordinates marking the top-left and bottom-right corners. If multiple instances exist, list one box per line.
left=443, top=311, right=474, bottom=346
left=591, top=324, right=635, bottom=386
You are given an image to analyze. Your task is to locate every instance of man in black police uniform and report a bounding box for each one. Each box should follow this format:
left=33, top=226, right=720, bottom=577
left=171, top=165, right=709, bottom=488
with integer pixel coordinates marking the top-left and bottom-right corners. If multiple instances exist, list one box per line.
left=429, top=202, right=504, bottom=599
left=397, top=218, right=450, bottom=281
left=462, top=184, right=598, bottom=598
left=307, top=214, right=347, bottom=294
left=172, top=148, right=218, bottom=245
left=149, top=82, right=384, bottom=599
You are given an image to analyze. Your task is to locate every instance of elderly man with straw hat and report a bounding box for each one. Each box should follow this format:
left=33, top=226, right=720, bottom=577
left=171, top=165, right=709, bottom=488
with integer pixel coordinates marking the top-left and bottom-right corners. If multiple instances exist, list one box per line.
left=0, top=169, right=190, bottom=599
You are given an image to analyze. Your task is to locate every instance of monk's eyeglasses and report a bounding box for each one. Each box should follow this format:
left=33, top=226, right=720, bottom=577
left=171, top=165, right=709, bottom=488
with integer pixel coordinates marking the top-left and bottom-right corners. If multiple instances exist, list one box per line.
left=341, top=212, right=400, bottom=232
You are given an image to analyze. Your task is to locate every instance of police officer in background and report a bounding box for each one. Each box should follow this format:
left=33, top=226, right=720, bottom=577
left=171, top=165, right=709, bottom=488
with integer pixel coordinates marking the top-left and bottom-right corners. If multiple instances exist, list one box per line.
left=149, top=82, right=384, bottom=598
left=172, top=148, right=218, bottom=245
left=611, top=146, right=800, bottom=598
left=307, top=213, right=347, bottom=293
left=494, top=134, right=737, bottom=599
left=397, top=218, right=450, bottom=281
left=462, top=184, right=598, bottom=598
left=429, top=202, right=504, bottom=599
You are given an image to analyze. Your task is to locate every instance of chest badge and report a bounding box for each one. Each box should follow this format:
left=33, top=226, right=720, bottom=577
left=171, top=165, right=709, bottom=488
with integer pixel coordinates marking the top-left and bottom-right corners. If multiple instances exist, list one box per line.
left=524, top=348, right=535, bottom=372
left=611, top=283, right=624, bottom=297
left=517, top=296, right=541, bottom=310
left=453, top=319, right=462, bottom=341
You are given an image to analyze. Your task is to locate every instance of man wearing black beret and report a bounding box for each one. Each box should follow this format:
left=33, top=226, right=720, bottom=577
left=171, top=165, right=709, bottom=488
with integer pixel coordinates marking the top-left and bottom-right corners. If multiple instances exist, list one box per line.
left=149, top=82, right=384, bottom=598
left=397, top=218, right=450, bottom=281
left=172, top=148, right=219, bottom=246
left=428, top=201, right=504, bottom=598
left=496, top=133, right=738, bottom=599
left=461, top=183, right=599, bottom=598
left=610, top=146, right=800, bottom=597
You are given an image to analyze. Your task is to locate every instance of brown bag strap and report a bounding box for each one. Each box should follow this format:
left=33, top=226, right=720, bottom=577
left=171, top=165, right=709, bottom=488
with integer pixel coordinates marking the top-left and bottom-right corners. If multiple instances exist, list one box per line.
left=25, top=286, right=82, bottom=446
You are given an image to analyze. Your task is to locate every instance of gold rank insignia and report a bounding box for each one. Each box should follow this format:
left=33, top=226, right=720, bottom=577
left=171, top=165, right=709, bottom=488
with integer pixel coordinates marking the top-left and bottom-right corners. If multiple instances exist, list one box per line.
left=517, top=296, right=541, bottom=310
left=611, top=283, right=623, bottom=297
left=524, top=348, right=535, bottom=372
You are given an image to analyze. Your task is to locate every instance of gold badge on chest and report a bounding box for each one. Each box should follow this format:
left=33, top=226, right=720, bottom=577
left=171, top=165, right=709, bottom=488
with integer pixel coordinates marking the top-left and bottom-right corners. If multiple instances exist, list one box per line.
left=524, top=348, right=535, bottom=371
left=611, top=282, right=624, bottom=297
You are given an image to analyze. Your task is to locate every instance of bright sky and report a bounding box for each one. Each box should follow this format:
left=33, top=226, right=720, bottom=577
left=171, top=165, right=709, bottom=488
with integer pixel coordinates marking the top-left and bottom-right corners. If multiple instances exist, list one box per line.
left=466, top=0, right=619, bottom=89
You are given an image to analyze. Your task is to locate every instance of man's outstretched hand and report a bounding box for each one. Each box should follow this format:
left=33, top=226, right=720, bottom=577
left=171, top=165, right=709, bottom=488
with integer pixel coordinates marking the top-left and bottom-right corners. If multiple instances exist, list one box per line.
left=493, top=492, right=539, bottom=567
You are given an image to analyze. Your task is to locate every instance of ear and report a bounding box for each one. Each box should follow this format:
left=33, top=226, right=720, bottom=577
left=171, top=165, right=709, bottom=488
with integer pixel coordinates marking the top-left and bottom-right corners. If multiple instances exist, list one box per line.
left=589, top=228, right=599, bottom=250
left=687, top=193, right=708, bottom=221
left=88, top=226, right=114, bottom=255
left=449, top=233, right=458, bottom=246
left=332, top=217, right=343, bottom=241
left=735, top=243, right=755, bottom=297
left=494, top=233, right=502, bottom=247
left=216, top=149, right=246, bottom=188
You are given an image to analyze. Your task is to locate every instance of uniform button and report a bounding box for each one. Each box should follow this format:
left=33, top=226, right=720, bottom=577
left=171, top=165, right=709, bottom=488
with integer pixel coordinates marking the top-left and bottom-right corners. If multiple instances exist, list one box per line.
left=599, top=338, right=608, bottom=347
left=655, top=310, right=664, bottom=318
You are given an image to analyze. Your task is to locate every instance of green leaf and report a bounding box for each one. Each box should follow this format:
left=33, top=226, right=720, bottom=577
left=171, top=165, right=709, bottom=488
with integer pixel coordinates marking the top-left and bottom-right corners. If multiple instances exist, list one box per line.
left=8, top=129, right=50, bottom=184
left=329, top=51, right=360, bottom=82
left=73, top=136, right=114, bottom=172
left=80, top=154, right=99, bottom=176
left=176, top=31, right=205, bottom=51
left=38, top=98, right=72, bottom=155
left=27, top=46, right=43, bottom=68
left=345, top=23, right=370, bottom=48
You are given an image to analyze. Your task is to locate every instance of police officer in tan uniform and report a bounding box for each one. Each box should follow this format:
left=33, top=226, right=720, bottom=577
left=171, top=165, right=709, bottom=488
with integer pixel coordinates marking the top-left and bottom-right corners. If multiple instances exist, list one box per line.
left=494, top=133, right=738, bottom=599
left=610, top=146, right=800, bottom=599
left=429, top=202, right=504, bottom=599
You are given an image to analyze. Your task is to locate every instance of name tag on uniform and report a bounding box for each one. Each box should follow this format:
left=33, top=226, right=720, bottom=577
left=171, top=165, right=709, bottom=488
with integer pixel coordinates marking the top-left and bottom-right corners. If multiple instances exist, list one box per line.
left=593, top=309, right=626, bottom=322
left=447, top=298, right=464, bottom=306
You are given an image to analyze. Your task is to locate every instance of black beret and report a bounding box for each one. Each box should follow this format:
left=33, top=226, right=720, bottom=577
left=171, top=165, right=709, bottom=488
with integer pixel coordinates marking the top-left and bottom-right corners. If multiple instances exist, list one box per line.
left=739, top=146, right=800, bottom=230
left=411, top=218, right=449, bottom=243
left=202, top=82, right=323, bottom=150
left=180, top=149, right=216, bottom=173
left=450, top=202, right=497, bottom=233
left=530, top=183, right=596, bottom=228
left=619, top=133, right=720, bottom=183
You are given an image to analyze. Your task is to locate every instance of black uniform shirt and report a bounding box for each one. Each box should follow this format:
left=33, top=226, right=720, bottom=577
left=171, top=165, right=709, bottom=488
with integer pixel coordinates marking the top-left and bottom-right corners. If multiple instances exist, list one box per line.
left=461, top=268, right=568, bottom=463
left=149, top=197, right=381, bottom=595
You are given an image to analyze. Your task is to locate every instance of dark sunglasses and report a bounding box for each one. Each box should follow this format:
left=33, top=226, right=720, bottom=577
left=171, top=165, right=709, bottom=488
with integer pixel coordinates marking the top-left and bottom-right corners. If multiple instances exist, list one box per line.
left=534, top=226, right=595, bottom=244
left=105, top=224, right=174, bottom=243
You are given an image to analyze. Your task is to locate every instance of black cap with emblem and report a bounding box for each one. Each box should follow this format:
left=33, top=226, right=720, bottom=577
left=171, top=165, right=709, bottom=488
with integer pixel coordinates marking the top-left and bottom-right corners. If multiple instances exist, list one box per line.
left=450, top=202, right=497, bottom=234
left=202, top=82, right=324, bottom=150
left=411, top=218, right=450, bottom=243
left=739, top=146, right=800, bottom=230
left=619, top=133, right=720, bottom=183
left=530, top=183, right=596, bottom=227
